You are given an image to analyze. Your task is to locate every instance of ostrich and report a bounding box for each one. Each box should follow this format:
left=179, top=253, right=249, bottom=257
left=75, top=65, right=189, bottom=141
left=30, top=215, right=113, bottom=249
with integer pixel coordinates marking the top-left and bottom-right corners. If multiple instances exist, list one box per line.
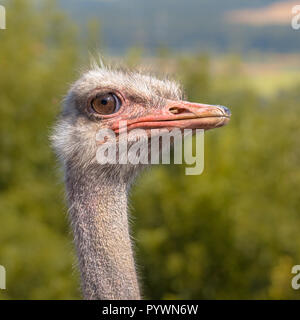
left=51, top=64, right=231, bottom=300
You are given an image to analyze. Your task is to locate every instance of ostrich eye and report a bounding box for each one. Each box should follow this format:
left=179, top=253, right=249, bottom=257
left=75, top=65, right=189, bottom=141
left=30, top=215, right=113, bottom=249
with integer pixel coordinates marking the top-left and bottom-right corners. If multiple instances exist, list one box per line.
left=91, top=93, right=121, bottom=115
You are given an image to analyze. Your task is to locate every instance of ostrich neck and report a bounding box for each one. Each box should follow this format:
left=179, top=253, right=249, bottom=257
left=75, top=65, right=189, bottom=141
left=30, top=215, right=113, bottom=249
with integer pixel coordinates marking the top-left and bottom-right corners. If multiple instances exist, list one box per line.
left=65, top=165, right=140, bottom=300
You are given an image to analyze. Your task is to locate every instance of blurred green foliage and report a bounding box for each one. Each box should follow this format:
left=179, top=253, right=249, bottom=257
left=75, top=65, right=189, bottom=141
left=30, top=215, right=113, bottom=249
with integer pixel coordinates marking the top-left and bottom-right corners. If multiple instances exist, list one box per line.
left=1, top=0, right=300, bottom=299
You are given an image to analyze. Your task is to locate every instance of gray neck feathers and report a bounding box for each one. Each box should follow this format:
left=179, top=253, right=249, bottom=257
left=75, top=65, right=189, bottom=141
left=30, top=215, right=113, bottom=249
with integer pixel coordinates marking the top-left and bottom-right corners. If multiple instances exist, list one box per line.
left=65, top=164, right=141, bottom=300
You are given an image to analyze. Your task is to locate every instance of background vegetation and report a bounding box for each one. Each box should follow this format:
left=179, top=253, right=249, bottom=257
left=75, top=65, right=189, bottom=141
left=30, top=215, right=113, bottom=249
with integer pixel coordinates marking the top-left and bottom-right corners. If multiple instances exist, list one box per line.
left=59, top=0, right=300, bottom=54
left=0, top=0, right=300, bottom=299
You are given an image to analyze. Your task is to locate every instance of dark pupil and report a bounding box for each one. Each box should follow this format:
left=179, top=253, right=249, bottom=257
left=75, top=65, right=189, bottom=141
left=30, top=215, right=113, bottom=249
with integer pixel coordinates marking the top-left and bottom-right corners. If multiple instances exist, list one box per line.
left=101, top=99, right=108, bottom=105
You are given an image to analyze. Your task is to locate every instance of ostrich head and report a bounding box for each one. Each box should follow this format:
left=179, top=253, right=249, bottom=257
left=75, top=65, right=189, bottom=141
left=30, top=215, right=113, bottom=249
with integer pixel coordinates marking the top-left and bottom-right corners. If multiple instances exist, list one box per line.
left=53, top=65, right=230, bottom=177
left=51, top=64, right=231, bottom=300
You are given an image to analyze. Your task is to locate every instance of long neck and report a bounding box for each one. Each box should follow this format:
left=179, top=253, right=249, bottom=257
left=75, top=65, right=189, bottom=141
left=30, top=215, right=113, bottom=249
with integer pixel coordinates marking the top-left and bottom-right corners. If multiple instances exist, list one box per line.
left=65, top=165, right=140, bottom=300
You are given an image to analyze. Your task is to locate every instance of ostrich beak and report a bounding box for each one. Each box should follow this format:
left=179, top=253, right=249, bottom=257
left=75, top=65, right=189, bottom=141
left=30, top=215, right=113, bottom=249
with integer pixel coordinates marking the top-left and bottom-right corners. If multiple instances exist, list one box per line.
left=114, top=100, right=231, bottom=133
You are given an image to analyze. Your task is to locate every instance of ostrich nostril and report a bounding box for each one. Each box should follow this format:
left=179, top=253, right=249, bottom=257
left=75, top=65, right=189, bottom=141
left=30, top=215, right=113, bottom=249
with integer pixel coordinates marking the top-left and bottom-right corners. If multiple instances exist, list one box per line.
left=169, top=106, right=190, bottom=115
left=169, top=107, right=179, bottom=114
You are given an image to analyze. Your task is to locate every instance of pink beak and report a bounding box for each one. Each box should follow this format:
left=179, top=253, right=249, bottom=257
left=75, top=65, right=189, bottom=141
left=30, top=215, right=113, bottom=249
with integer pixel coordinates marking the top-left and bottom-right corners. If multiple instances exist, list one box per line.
left=113, top=100, right=231, bottom=133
